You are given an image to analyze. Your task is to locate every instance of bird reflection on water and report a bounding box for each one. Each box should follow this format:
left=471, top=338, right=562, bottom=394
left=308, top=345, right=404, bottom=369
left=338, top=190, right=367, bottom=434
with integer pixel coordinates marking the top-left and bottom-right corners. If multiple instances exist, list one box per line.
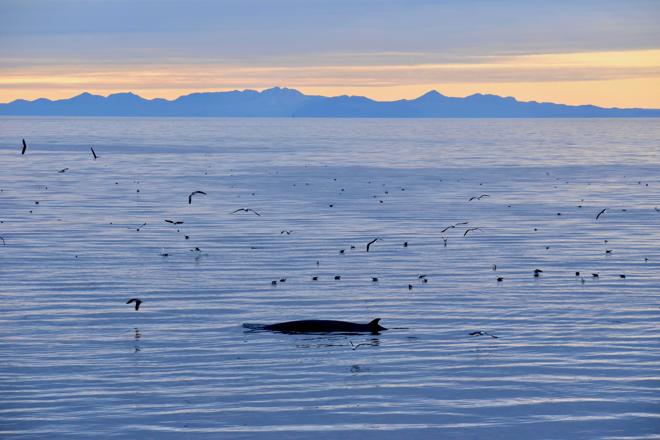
left=133, top=327, right=141, bottom=353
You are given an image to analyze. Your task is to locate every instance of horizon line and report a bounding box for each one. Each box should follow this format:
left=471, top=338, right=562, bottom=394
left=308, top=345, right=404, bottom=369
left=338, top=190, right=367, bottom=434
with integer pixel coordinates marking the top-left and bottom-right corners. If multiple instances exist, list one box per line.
left=4, top=86, right=659, bottom=111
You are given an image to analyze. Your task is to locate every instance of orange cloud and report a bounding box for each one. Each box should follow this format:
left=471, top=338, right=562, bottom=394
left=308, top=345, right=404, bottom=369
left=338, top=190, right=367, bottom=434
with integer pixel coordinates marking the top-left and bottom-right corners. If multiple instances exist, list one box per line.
left=1, top=49, right=659, bottom=108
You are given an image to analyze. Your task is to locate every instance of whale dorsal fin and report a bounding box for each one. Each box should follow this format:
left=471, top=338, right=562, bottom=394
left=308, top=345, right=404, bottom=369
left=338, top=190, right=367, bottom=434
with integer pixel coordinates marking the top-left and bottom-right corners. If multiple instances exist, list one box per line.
left=369, top=318, right=381, bottom=326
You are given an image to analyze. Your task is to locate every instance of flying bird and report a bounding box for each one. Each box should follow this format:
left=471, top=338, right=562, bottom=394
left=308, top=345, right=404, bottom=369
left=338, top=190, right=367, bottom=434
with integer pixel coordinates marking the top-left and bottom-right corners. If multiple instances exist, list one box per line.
left=463, top=227, right=482, bottom=236
left=164, top=219, right=184, bottom=225
left=596, top=208, right=606, bottom=220
left=441, top=221, right=470, bottom=233
left=469, top=330, right=498, bottom=339
left=188, top=191, right=207, bottom=204
left=126, top=298, right=142, bottom=311
left=90, top=147, right=98, bottom=159
left=469, top=194, right=490, bottom=201
left=281, top=230, right=293, bottom=235
left=349, top=340, right=374, bottom=350
left=231, top=208, right=261, bottom=216
left=366, top=238, right=378, bottom=252
left=0, top=236, right=5, bottom=245
left=58, top=168, right=69, bottom=173
left=21, top=139, right=27, bottom=155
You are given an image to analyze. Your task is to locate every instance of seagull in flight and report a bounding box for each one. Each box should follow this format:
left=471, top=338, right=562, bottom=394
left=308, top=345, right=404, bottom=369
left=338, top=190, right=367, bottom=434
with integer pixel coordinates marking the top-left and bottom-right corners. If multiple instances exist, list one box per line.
left=90, top=146, right=98, bottom=160
left=21, top=139, right=27, bottom=155
left=469, top=194, right=490, bottom=201
left=164, top=219, right=184, bottom=225
left=596, top=208, right=606, bottom=220
left=188, top=191, right=207, bottom=204
left=441, top=221, right=470, bottom=233
left=126, top=298, right=142, bottom=311
left=231, top=208, right=261, bottom=216
left=469, top=330, right=498, bottom=339
left=58, top=168, right=69, bottom=173
left=463, top=227, right=482, bottom=236
left=366, top=238, right=378, bottom=252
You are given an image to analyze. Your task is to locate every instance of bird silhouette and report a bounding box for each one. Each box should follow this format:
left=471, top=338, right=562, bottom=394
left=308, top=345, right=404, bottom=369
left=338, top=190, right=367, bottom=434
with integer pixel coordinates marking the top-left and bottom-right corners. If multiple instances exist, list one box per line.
left=231, top=208, right=261, bottom=216
left=463, top=227, right=482, bottom=237
left=126, top=298, right=142, bottom=311
left=366, top=238, right=378, bottom=252
left=188, top=191, right=207, bottom=204
left=469, top=330, right=498, bottom=338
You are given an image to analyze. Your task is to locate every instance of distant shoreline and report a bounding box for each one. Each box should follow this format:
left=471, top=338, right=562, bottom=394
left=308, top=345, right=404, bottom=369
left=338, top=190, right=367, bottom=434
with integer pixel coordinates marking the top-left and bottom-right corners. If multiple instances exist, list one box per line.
left=1, top=115, right=659, bottom=120
left=2, top=87, right=659, bottom=118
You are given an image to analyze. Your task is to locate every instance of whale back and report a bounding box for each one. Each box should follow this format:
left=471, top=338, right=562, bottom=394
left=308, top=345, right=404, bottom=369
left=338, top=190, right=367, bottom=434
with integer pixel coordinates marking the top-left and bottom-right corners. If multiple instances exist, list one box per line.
left=258, top=318, right=387, bottom=334
left=369, top=318, right=387, bottom=332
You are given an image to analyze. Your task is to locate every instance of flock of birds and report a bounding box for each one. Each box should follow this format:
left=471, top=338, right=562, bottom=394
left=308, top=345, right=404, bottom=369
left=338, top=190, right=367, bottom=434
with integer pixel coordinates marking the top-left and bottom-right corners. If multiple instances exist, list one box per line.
left=7, top=138, right=657, bottom=342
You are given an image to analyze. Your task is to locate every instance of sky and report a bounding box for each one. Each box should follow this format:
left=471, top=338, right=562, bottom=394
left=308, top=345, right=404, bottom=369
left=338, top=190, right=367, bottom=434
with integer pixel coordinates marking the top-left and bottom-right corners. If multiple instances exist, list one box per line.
left=1, top=0, right=659, bottom=107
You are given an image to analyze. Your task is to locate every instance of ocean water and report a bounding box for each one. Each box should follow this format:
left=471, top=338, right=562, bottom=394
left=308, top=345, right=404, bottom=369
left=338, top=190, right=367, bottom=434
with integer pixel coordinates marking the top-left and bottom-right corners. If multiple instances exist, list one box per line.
left=0, top=117, right=659, bottom=439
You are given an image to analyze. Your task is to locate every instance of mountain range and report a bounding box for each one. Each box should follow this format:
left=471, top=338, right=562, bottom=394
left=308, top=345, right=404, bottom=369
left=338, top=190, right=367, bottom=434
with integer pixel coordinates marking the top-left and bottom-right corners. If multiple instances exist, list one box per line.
left=1, top=87, right=658, bottom=117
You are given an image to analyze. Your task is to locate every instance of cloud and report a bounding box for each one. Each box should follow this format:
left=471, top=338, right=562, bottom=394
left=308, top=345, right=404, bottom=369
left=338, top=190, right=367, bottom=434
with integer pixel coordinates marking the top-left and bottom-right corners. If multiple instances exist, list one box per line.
left=2, top=50, right=658, bottom=91
left=1, top=1, right=658, bottom=106
left=1, top=0, right=658, bottom=62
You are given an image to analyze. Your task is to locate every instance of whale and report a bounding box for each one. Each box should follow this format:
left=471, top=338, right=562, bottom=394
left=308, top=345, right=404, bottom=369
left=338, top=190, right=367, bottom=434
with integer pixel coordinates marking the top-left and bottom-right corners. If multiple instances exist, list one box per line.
left=243, top=318, right=387, bottom=334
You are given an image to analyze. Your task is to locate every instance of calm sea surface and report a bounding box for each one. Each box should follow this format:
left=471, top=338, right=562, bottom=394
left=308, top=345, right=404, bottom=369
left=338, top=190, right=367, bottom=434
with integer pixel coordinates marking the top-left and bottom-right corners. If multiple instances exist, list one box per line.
left=0, top=118, right=659, bottom=439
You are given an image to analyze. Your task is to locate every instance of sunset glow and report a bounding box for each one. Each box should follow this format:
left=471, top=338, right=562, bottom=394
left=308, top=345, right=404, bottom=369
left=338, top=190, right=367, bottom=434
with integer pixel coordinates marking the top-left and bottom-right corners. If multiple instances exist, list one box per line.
left=1, top=1, right=659, bottom=107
